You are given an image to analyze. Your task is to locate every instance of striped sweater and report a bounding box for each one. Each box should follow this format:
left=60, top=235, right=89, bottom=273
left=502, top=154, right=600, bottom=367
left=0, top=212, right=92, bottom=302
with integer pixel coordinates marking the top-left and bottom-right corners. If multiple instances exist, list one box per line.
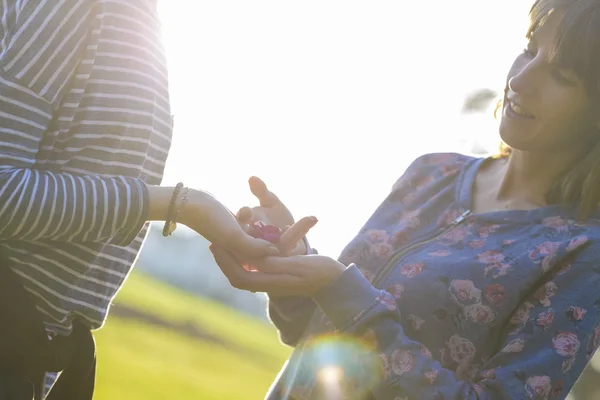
left=0, top=0, right=172, bottom=339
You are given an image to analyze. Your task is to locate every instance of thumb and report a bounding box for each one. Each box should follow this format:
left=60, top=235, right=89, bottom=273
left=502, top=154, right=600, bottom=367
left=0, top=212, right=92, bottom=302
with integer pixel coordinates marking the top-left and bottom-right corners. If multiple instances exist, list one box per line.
left=248, top=176, right=280, bottom=207
left=278, top=216, right=318, bottom=254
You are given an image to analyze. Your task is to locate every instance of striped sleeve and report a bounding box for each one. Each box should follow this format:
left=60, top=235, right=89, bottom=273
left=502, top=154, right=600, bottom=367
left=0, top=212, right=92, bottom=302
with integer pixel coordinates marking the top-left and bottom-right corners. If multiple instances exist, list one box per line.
left=0, top=0, right=150, bottom=245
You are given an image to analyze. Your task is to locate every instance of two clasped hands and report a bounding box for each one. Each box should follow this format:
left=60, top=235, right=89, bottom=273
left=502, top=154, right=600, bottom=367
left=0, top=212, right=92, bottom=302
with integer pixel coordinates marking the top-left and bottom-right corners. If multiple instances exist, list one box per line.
left=206, top=177, right=346, bottom=297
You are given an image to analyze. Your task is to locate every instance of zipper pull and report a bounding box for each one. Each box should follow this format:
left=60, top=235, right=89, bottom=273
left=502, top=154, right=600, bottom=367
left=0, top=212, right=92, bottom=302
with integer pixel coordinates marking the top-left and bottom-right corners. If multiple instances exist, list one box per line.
left=452, top=210, right=472, bottom=225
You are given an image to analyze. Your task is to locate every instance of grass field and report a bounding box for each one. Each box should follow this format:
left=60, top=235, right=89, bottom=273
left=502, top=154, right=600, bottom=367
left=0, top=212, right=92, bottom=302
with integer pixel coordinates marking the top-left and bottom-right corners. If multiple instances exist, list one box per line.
left=93, top=271, right=292, bottom=400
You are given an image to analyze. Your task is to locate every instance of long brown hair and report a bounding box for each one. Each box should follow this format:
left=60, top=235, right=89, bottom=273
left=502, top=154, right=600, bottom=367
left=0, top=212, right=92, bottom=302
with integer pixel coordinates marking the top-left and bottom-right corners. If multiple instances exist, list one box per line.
left=499, top=0, right=600, bottom=219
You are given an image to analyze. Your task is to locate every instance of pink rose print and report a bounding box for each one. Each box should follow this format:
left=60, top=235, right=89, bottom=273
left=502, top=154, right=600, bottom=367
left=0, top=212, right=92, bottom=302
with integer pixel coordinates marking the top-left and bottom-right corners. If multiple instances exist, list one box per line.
left=391, top=230, right=410, bottom=247
left=366, top=229, right=389, bottom=244
left=536, top=309, right=554, bottom=330
left=525, top=375, right=552, bottom=399
left=529, top=241, right=560, bottom=260
left=386, top=283, right=404, bottom=299
left=420, top=345, right=433, bottom=358
left=542, top=216, right=569, bottom=231
left=510, top=302, right=535, bottom=326
left=484, top=263, right=512, bottom=279
left=428, top=249, right=451, bottom=257
left=390, top=349, right=414, bottom=376
left=552, top=331, right=580, bottom=358
left=566, top=235, right=588, bottom=252
left=480, top=369, right=496, bottom=380
left=477, top=224, right=500, bottom=238
left=534, top=282, right=557, bottom=307
left=465, top=303, right=495, bottom=325
left=401, top=261, right=425, bottom=278
left=407, top=314, right=425, bottom=330
left=424, top=370, right=438, bottom=384
left=587, top=325, right=600, bottom=358
left=377, top=294, right=397, bottom=311
left=449, top=280, right=482, bottom=305
left=447, top=334, right=476, bottom=364
left=370, top=242, right=394, bottom=258
left=484, top=284, right=505, bottom=306
left=468, top=239, right=486, bottom=249
left=441, top=226, right=469, bottom=245
left=540, top=254, right=556, bottom=273
left=400, top=209, right=421, bottom=228
left=501, top=338, right=525, bottom=353
left=477, top=250, right=504, bottom=264
left=566, top=306, right=587, bottom=323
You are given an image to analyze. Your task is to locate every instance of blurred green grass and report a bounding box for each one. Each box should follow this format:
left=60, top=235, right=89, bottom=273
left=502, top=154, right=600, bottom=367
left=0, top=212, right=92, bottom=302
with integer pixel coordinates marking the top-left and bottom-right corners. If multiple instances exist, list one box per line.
left=94, top=271, right=291, bottom=400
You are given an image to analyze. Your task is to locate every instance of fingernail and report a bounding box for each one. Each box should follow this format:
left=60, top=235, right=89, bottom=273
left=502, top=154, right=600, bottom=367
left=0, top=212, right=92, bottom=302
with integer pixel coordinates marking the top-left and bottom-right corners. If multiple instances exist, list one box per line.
left=310, top=217, right=318, bottom=223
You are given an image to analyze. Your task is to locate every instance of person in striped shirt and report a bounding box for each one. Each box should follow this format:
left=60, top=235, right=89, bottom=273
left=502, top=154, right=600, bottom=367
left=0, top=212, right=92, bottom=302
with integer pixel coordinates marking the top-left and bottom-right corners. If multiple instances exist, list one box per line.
left=0, top=1, right=283, bottom=399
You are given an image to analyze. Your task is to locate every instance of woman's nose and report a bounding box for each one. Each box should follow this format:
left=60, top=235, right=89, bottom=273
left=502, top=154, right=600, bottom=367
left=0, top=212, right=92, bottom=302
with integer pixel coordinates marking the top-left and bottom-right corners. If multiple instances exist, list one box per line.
left=508, top=61, right=539, bottom=96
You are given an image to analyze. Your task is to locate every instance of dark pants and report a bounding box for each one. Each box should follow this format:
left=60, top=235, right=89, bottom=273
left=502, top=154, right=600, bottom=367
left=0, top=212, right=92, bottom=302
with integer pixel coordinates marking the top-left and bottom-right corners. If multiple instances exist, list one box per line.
left=0, top=259, right=96, bottom=400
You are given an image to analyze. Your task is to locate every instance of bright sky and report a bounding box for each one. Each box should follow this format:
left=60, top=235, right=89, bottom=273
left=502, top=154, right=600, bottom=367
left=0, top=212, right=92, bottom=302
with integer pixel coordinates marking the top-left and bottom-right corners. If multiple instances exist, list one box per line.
left=156, top=1, right=531, bottom=257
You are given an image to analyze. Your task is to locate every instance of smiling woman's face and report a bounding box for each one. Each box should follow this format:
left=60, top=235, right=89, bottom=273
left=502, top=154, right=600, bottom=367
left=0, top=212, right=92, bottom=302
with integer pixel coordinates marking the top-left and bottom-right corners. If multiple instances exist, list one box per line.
left=499, top=7, right=599, bottom=153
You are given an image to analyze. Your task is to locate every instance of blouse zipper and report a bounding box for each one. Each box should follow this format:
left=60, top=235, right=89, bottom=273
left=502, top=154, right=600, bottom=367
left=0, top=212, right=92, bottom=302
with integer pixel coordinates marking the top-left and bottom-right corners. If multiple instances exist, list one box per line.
left=372, top=209, right=472, bottom=288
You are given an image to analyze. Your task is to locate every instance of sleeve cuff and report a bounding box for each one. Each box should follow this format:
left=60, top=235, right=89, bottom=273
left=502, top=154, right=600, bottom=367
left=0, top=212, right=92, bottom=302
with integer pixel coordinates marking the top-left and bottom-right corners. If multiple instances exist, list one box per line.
left=110, top=178, right=150, bottom=246
left=312, top=264, right=382, bottom=329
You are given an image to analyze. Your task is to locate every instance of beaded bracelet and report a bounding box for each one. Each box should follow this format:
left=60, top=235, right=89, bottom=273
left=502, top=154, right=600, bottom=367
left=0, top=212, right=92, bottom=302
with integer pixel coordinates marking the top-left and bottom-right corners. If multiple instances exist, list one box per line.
left=162, top=183, right=188, bottom=237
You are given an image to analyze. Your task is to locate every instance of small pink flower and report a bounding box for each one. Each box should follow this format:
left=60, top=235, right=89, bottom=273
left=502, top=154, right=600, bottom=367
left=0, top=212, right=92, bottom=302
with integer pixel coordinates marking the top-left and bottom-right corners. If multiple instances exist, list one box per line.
left=501, top=338, right=525, bottom=353
left=378, top=294, right=397, bottom=311
left=442, top=226, right=469, bottom=244
left=401, top=209, right=421, bottom=228
left=484, top=284, right=505, bottom=306
left=542, top=216, right=569, bottom=231
left=483, top=263, right=511, bottom=279
left=391, top=230, right=410, bottom=247
left=534, top=282, right=557, bottom=307
left=468, top=239, right=486, bottom=249
left=438, top=208, right=462, bottom=226
left=477, top=250, right=504, bottom=264
left=447, top=334, right=476, bottom=364
left=248, top=222, right=282, bottom=243
left=366, top=229, right=389, bottom=244
left=465, top=303, right=495, bottom=325
left=567, top=306, right=587, bottom=322
left=420, top=345, right=432, bottom=358
left=510, top=302, right=534, bottom=325
left=529, top=241, right=561, bottom=260
left=477, top=224, right=500, bottom=238
left=408, top=314, right=425, bottom=330
left=401, top=262, right=425, bottom=278
left=536, top=310, right=554, bottom=330
left=386, top=283, right=404, bottom=299
left=390, top=349, right=414, bottom=376
left=525, top=376, right=552, bottom=399
left=424, top=370, right=438, bottom=384
left=480, top=369, right=496, bottom=380
left=449, top=279, right=482, bottom=305
left=552, top=332, right=580, bottom=358
left=370, top=242, right=394, bottom=258
left=567, top=235, right=588, bottom=252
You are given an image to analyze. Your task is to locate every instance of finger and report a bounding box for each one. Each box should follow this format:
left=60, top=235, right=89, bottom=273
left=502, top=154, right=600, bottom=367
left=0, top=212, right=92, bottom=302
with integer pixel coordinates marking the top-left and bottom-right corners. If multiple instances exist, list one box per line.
left=236, top=206, right=253, bottom=223
left=248, top=176, right=280, bottom=207
left=210, top=246, right=302, bottom=293
left=229, top=230, right=281, bottom=257
left=279, top=216, right=318, bottom=253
